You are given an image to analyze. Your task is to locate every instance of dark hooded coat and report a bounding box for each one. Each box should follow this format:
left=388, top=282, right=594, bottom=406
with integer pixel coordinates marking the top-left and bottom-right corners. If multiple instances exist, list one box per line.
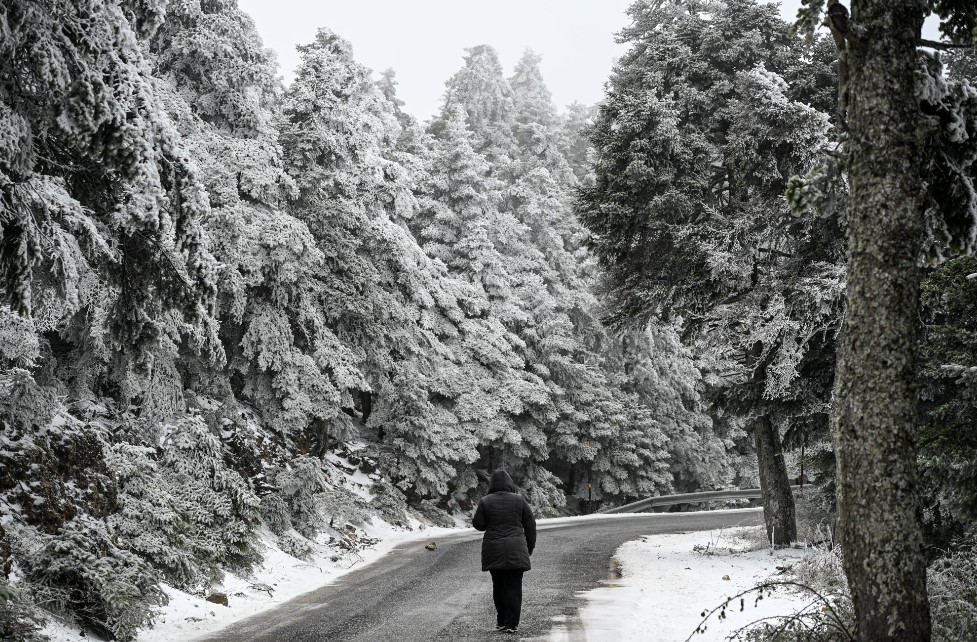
left=472, top=470, right=537, bottom=571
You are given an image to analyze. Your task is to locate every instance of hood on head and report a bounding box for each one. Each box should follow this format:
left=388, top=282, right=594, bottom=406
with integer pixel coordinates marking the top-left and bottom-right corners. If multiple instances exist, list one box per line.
left=488, top=469, right=516, bottom=493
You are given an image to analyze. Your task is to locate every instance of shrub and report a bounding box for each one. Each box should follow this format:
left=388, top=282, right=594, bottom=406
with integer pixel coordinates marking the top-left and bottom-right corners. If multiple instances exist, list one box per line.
left=929, top=545, right=977, bottom=642
left=320, top=486, right=370, bottom=529
left=415, top=500, right=455, bottom=528
left=0, top=579, right=47, bottom=642
left=277, top=533, right=315, bottom=561
left=370, top=479, right=409, bottom=527
left=18, top=519, right=164, bottom=641
left=259, top=494, right=291, bottom=536
left=108, top=415, right=261, bottom=589
left=272, top=456, right=331, bottom=538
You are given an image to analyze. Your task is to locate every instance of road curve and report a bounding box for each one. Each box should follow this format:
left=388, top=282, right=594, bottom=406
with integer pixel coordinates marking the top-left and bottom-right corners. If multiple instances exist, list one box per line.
left=202, top=508, right=763, bottom=642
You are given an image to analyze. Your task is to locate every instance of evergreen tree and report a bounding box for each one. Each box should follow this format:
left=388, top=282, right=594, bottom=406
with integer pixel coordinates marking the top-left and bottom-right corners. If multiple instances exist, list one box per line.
left=0, top=0, right=223, bottom=400
left=441, top=45, right=518, bottom=169
left=919, top=256, right=977, bottom=536
left=794, top=0, right=977, bottom=635
left=415, top=104, right=563, bottom=505
left=279, top=30, right=487, bottom=496
left=915, top=47, right=977, bottom=541
left=559, top=102, right=598, bottom=187
left=577, top=0, right=840, bottom=543
left=432, top=54, right=677, bottom=507
left=150, top=0, right=350, bottom=439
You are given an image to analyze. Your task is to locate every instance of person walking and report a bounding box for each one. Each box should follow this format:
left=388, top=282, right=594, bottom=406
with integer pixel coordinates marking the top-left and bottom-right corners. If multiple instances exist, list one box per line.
left=472, top=469, right=537, bottom=634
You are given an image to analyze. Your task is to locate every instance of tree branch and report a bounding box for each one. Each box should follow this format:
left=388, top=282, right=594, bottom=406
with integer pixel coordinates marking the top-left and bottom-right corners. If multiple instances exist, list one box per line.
left=918, top=39, right=975, bottom=50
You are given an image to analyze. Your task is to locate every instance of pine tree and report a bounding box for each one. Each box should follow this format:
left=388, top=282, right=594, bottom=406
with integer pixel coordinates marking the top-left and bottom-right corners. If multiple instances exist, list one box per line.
left=0, top=0, right=223, bottom=399
left=441, top=45, right=518, bottom=170
left=415, top=104, right=562, bottom=502
left=577, top=0, right=841, bottom=542
left=279, top=30, right=489, bottom=496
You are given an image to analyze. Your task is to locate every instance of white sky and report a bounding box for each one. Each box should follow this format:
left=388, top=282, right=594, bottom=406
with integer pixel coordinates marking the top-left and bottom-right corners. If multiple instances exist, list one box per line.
left=236, top=1, right=816, bottom=120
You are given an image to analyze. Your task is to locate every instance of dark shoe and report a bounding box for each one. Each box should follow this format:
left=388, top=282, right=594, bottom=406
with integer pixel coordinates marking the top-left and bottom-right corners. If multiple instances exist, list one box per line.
left=503, top=628, right=518, bottom=634
left=495, top=625, right=506, bottom=631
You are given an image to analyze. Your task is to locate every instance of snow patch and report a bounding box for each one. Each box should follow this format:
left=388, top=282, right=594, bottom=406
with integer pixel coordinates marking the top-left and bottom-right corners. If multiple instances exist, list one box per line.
left=134, top=520, right=459, bottom=641
left=41, top=519, right=460, bottom=642
left=545, top=526, right=813, bottom=642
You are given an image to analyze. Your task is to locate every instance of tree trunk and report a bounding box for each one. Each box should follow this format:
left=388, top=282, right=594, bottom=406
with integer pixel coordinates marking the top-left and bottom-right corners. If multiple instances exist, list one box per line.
left=832, top=1, right=931, bottom=639
left=747, top=343, right=797, bottom=546
left=754, top=414, right=797, bottom=545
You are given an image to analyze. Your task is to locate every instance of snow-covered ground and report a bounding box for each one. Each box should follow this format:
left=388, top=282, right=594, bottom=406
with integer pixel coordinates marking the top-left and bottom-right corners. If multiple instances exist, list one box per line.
left=41, top=513, right=811, bottom=642
left=141, top=521, right=460, bottom=641
left=545, top=526, right=813, bottom=642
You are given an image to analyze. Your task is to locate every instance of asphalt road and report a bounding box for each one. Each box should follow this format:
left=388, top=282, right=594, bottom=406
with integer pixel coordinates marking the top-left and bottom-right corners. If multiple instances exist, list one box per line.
left=202, top=508, right=763, bottom=642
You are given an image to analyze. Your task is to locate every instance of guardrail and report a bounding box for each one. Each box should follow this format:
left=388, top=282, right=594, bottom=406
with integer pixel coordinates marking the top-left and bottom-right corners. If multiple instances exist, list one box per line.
left=600, top=486, right=804, bottom=514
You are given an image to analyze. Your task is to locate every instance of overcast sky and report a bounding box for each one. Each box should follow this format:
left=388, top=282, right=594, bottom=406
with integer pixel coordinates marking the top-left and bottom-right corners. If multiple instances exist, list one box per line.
left=237, top=1, right=808, bottom=120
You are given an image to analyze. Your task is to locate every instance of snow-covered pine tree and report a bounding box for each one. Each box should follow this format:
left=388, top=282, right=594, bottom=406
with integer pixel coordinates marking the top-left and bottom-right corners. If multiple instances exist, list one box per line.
left=441, top=45, right=519, bottom=173
left=506, top=50, right=677, bottom=507
left=578, top=0, right=841, bottom=541
left=0, top=1, right=237, bottom=637
left=816, top=2, right=976, bottom=634
left=558, top=102, right=598, bottom=187
left=279, top=29, right=490, bottom=497
left=615, top=325, right=732, bottom=493
left=414, top=104, right=563, bottom=506
left=915, top=47, right=977, bottom=541
left=0, top=0, right=223, bottom=398
left=151, top=0, right=362, bottom=442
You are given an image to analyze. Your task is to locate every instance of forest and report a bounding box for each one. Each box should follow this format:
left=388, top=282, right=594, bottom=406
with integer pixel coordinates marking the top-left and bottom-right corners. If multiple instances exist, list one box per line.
left=1, top=0, right=976, bottom=640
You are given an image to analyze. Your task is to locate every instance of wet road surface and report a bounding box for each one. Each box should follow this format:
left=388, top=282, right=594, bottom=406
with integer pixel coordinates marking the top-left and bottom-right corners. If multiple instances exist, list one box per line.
left=202, top=508, right=763, bottom=642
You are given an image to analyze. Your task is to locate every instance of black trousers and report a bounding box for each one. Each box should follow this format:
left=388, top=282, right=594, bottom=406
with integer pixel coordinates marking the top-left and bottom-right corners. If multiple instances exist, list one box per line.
left=489, top=569, right=524, bottom=629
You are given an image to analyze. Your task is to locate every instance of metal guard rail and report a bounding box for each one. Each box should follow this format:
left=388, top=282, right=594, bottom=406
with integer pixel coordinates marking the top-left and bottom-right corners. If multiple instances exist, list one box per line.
left=600, top=486, right=803, bottom=514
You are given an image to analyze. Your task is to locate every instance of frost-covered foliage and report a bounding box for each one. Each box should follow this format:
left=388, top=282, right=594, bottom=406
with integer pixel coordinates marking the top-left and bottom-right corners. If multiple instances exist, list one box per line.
left=617, top=325, right=733, bottom=492
left=268, top=456, right=331, bottom=538
left=0, top=0, right=222, bottom=383
left=18, top=519, right=165, bottom=642
left=369, top=479, right=411, bottom=527
left=442, top=45, right=518, bottom=167
left=916, top=50, right=977, bottom=263
left=919, top=255, right=977, bottom=535
left=278, top=29, right=486, bottom=495
left=929, top=545, right=977, bottom=642
left=1, top=0, right=747, bottom=636
left=0, top=578, right=47, bottom=642
left=108, top=415, right=260, bottom=589
left=576, top=0, right=843, bottom=513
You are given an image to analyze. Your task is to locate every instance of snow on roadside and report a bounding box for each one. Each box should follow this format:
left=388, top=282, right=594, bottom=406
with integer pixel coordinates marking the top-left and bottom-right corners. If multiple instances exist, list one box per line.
left=547, top=526, right=814, bottom=642
left=40, top=519, right=461, bottom=642
left=137, top=520, right=459, bottom=641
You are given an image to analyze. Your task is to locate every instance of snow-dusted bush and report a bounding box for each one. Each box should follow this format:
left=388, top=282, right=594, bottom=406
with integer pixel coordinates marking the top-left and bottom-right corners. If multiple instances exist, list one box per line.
left=0, top=579, right=47, bottom=642
left=262, top=465, right=373, bottom=557
left=259, top=494, right=292, bottom=536
left=319, top=487, right=370, bottom=529
left=740, top=542, right=977, bottom=642
left=792, top=540, right=847, bottom=598
left=271, top=456, right=331, bottom=538
left=108, top=415, right=261, bottom=588
left=369, top=479, right=410, bottom=527
left=929, top=545, right=977, bottom=642
left=793, top=487, right=836, bottom=545
left=415, top=500, right=455, bottom=528
left=18, top=519, right=164, bottom=642
left=519, top=464, right=567, bottom=516
left=276, top=534, right=315, bottom=561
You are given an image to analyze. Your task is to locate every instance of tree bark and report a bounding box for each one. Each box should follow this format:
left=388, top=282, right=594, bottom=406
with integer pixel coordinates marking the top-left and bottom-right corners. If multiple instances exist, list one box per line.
left=833, top=1, right=931, bottom=639
left=754, top=414, right=797, bottom=546
left=747, top=343, right=797, bottom=546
